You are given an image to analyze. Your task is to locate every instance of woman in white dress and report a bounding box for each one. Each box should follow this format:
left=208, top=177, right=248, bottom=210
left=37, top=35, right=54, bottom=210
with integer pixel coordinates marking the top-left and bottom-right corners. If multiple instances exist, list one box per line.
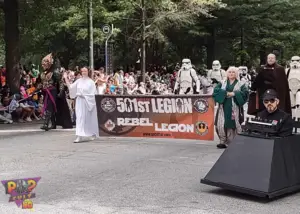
left=63, top=67, right=99, bottom=143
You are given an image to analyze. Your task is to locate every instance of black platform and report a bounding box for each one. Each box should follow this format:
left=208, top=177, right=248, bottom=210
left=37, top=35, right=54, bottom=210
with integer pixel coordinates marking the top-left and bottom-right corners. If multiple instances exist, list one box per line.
left=201, top=134, right=300, bottom=198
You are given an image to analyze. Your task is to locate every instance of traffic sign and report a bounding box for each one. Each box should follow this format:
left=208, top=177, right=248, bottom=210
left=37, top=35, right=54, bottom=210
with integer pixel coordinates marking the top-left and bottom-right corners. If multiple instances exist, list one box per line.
left=102, top=25, right=111, bottom=34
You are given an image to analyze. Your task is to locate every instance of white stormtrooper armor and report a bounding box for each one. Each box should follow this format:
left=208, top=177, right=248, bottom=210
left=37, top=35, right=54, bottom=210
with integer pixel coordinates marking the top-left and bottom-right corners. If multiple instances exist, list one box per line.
left=207, top=60, right=226, bottom=86
left=238, top=66, right=251, bottom=88
left=286, top=56, right=300, bottom=111
left=198, top=75, right=211, bottom=94
left=174, top=59, right=200, bottom=94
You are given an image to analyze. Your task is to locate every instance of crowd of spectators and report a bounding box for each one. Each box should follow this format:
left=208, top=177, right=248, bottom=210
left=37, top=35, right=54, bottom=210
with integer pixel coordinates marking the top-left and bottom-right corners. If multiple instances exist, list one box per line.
left=0, top=64, right=44, bottom=124
left=0, top=64, right=179, bottom=124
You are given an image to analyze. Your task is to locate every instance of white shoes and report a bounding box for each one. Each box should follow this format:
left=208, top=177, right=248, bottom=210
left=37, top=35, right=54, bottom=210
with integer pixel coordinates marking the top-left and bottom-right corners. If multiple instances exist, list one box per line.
left=90, top=135, right=96, bottom=141
left=74, top=135, right=96, bottom=143
left=73, top=136, right=82, bottom=143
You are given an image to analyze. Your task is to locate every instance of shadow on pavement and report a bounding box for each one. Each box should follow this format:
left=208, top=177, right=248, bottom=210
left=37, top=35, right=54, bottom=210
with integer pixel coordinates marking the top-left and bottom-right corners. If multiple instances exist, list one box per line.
left=202, top=188, right=297, bottom=204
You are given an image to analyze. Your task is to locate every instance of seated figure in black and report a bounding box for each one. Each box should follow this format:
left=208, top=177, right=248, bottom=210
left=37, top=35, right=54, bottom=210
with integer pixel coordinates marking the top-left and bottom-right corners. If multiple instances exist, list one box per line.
left=257, top=89, right=294, bottom=137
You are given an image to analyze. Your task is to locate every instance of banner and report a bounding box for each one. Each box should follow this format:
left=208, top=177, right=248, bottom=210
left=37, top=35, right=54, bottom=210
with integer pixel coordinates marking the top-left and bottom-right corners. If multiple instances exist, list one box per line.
left=96, top=95, right=214, bottom=141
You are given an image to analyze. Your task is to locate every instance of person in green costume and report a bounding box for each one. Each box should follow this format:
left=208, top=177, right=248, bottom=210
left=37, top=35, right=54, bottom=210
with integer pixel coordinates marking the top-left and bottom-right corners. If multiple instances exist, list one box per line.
left=213, top=66, right=249, bottom=149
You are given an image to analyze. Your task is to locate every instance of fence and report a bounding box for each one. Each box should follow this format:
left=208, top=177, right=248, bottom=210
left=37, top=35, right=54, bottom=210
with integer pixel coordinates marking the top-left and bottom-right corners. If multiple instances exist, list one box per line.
left=96, top=94, right=215, bottom=141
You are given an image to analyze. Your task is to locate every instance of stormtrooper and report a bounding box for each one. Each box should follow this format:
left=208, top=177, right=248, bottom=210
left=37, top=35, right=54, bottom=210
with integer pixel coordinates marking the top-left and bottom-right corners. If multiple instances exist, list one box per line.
left=286, top=56, right=300, bottom=112
left=238, top=66, right=252, bottom=88
left=174, top=59, right=200, bottom=94
left=207, top=60, right=226, bottom=86
left=198, top=75, right=211, bottom=94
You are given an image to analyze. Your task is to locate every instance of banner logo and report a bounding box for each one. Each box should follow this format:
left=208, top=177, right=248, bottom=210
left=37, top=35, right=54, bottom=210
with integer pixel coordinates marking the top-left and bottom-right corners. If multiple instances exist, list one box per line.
left=96, top=95, right=214, bottom=140
left=104, top=119, right=115, bottom=131
left=101, top=98, right=116, bottom=113
left=195, top=121, right=208, bottom=136
left=193, top=99, right=208, bottom=113
left=2, top=177, right=41, bottom=209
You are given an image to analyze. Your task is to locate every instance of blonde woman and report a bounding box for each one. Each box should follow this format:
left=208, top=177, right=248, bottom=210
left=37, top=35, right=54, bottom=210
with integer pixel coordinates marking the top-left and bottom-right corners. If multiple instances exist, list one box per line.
left=213, top=66, right=249, bottom=149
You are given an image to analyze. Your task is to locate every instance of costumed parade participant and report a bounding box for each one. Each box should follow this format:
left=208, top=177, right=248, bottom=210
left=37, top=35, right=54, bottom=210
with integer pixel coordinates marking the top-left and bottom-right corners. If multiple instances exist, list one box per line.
left=198, top=75, right=211, bottom=94
left=63, top=67, right=98, bottom=143
left=213, top=67, right=249, bottom=149
left=249, top=53, right=291, bottom=115
left=55, top=67, right=73, bottom=129
left=286, top=56, right=300, bottom=117
left=207, top=60, right=226, bottom=86
left=38, top=53, right=62, bottom=131
left=174, top=59, right=200, bottom=94
left=238, top=66, right=252, bottom=88
left=257, top=89, right=293, bottom=137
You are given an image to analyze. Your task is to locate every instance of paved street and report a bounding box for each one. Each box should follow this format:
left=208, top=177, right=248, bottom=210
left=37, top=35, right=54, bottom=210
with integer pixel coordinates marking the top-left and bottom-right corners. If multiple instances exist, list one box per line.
left=0, top=125, right=300, bottom=214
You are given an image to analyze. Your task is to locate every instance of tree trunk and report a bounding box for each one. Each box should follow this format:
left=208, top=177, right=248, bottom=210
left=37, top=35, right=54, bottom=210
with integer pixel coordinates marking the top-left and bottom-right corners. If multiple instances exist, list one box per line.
left=240, top=27, right=244, bottom=65
left=88, top=0, right=94, bottom=70
left=141, top=0, right=146, bottom=82
left=206, top=27, right=215, bottom=68
left=4, top=0, right=20, bottom=94
left=259, top=48, right=266, bottom=65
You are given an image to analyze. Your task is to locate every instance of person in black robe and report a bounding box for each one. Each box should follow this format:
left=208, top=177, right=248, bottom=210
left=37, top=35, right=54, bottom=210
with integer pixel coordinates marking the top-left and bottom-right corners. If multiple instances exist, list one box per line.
left=248, top=53, right=291, bottom=115
left=55, top=67, right=73, bottom=129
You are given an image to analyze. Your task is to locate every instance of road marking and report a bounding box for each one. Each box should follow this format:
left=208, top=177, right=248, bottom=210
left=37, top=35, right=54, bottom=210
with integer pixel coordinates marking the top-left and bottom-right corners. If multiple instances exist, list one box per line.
left=52, top=128, right=75, bottom=131
left=0, top=129, right=43, bottom=133
left=0, top=128, right=75, bottom=133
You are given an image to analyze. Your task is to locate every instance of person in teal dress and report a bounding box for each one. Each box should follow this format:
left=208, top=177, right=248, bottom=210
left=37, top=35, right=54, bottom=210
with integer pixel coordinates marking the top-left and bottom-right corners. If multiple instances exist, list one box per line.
left=213, top=66, right=249, bottom=149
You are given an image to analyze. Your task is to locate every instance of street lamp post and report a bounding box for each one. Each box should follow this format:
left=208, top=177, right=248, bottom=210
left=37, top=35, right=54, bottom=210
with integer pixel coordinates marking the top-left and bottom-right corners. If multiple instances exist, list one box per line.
left=88, top=0, right=94, bottom=70
left=103, top=24, right=114, bottom=75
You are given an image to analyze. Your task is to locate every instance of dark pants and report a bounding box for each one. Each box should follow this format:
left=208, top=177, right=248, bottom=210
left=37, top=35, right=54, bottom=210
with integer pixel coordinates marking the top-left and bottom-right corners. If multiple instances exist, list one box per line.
left=41, top=88, right=57, bottom=130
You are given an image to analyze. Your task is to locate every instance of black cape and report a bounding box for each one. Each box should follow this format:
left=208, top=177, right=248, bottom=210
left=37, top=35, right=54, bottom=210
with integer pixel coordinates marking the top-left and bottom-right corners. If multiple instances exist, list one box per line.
left=249, top=63, right=291, bottom=115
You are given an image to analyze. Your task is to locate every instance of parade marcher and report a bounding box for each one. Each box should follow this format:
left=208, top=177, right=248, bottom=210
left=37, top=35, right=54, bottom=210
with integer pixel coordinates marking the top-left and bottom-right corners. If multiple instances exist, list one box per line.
left=238, top=66, right=252, bottom=88
left=213, top=66, right=249, bottom=149
left=286, top=56, right=300, bottom=116
left=173, top=59, right=200, bottom=94
left=38, top=53, right=62, bottom=131
left=257, top=89, right=293, bottom=137
left=207, top=60, right=226, bottom=86
left=249, top=53, right=291, bottom=115
left=63, top=67, right=98, bottom=143
left=55, top=67, right=73, bottom=129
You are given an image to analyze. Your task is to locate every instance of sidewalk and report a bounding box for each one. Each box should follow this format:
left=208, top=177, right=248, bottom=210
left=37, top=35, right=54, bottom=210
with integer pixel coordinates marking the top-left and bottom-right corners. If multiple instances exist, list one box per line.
left=0, top=120, right=43, bottom=130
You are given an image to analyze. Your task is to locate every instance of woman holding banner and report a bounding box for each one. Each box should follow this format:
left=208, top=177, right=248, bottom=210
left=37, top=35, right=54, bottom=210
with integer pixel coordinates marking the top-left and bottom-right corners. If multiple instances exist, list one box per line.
left=63, top=67, right=99, bottom=143
left=213, top=66, right=249, bottom=149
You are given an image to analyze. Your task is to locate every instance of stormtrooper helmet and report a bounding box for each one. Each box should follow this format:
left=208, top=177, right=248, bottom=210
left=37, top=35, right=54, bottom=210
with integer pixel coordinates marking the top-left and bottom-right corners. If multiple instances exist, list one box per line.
left=290, top=56, right=300, bottom=69
left=238, top=66, right=248, bottom=76
left=212, top=60, right=221, bottom=71
left=181, top=59, right=192, bottom=70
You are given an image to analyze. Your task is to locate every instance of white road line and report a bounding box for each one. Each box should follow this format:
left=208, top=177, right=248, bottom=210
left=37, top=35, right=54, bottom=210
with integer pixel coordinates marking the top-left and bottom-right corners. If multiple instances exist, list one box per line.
left=52, top=128, right=75, bottom=131
left=0, top=128, right=75, bottom=133
left=0, top=129, right=44, bottom=133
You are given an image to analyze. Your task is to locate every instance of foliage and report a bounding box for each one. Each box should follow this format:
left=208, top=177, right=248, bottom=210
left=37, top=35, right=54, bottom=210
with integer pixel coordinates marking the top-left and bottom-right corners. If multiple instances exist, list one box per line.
left=0, top=10, right=4, bottom=64
left=208, top=0, right=300, bottom=67
left=1, top=0, right=300, bottom=71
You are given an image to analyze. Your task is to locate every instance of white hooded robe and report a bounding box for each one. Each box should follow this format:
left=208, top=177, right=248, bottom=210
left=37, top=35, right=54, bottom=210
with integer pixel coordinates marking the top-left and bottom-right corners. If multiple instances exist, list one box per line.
left=69, top=77, right=99, bottom=137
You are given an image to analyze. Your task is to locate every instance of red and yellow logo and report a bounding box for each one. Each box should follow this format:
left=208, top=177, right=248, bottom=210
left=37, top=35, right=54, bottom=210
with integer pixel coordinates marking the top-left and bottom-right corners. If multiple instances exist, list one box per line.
left=22, top=199, right=33, bottom=209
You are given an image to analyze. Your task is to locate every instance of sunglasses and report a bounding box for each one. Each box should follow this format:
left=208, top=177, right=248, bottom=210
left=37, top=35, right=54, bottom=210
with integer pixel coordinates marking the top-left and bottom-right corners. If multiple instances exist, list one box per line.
left=292, top=60, right=300, bottom=62
left=263, top=99, right=275, bottom=104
